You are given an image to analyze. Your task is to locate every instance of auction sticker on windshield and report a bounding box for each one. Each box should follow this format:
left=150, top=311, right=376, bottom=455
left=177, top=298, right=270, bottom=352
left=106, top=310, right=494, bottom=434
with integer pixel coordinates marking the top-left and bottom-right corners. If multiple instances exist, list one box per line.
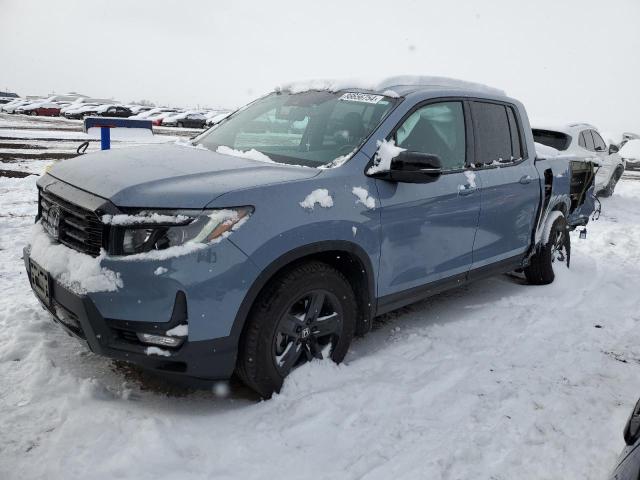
left=339, top=92, right=384, bottom=104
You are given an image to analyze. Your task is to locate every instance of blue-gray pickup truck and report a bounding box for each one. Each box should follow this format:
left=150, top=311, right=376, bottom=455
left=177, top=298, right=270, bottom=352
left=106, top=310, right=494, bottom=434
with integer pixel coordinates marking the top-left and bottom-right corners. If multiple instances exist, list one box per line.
left=24, top=76, right=596, bottom=397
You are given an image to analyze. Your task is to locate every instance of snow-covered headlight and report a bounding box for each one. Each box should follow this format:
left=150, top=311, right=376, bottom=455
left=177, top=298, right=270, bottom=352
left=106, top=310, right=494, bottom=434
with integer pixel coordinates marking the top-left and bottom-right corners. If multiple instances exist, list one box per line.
left=103, top=207, right=253, bottom=255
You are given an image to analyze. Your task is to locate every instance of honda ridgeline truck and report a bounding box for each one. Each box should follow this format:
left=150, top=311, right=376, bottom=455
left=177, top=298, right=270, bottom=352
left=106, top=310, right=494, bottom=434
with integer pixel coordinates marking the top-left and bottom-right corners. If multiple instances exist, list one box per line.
left=24, top=76, right=596, bottom=397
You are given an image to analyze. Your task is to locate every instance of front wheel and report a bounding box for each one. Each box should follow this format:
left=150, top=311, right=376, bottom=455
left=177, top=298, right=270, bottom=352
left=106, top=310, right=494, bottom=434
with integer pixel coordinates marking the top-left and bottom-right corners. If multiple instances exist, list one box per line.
left=236, top=261, right=357, bottom=398
left=524, top=213, right=570, bottom=285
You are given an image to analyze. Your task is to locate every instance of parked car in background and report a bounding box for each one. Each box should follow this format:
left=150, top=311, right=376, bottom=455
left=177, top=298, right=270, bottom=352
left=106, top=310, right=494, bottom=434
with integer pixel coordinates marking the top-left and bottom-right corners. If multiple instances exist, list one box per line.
left=162, top=111, right=207, bottom=128
left=533, top=123, right=625, bottom=196
left=1, top=98, right=32, bottom=113
left=96, top=105, right=133, bottom=118
left=145, top=109, right=182, bottom=126
left=130, top=107, right=177, bottom=120
left=19, top=101, right=64, bottom=117
left=24, top=77, right=596, bottom=398
left=205, top=110, right=232, bottom=127
left=127, top=105, right=153, bottom=116
left=63, top=103, right=103, bottom=119
left=0, top=91, right=19, bottom=104
left=619, top=139, right=640, bottom=171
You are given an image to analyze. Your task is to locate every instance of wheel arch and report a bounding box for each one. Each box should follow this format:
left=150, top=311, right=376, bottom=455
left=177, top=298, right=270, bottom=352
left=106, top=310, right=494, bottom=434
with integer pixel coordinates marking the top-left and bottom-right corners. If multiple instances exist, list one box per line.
left=230, top=241, right=376, bottom=350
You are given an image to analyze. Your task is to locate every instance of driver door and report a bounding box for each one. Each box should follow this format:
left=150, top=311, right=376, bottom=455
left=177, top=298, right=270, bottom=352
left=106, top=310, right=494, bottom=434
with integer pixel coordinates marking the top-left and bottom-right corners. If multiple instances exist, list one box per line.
left=375, top=100, right=480, bottom=301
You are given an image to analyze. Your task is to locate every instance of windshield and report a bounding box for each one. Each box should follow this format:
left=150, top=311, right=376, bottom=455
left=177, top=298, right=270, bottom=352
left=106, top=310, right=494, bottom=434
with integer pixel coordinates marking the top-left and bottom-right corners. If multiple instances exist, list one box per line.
left=195, top=91, right=397, bottom=167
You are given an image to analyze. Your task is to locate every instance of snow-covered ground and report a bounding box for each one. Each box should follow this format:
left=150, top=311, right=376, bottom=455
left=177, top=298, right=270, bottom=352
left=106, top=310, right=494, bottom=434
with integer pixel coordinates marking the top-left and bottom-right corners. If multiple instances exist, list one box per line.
left=2, top=145, right=640, bottom=478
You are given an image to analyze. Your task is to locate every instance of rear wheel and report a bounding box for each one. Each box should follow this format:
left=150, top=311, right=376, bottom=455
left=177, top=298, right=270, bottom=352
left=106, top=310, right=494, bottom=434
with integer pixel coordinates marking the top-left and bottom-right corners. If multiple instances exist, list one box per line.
left=236, top=261, right=356, bottom=398
left=524, top=213, right=570, bottom=285
left=177, top=122, right=184, bottom=128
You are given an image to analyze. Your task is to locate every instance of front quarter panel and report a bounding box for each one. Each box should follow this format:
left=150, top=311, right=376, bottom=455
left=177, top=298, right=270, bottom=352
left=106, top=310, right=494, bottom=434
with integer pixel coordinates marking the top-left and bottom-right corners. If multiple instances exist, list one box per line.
left=207, top=153, right=381, bottom=291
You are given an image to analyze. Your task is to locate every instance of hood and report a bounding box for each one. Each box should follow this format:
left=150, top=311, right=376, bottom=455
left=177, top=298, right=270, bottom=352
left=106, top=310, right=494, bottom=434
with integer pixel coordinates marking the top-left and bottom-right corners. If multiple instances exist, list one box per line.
left=47, top=144, right=320, bottom=208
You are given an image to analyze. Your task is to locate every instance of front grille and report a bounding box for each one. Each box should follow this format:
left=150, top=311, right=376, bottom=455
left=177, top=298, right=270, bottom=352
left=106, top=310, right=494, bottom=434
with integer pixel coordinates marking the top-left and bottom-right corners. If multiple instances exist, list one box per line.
left=40, top=189, right=105, bottom=257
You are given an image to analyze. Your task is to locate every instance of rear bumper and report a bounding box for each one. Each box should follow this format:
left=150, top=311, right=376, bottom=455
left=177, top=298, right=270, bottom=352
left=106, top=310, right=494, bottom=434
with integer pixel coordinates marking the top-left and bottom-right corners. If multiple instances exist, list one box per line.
left=23, top=247, right=239, bottom=383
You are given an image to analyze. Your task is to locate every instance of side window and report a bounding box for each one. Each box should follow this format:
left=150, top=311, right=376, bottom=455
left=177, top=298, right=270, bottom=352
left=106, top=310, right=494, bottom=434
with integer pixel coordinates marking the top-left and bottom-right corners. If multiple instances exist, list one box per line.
left=579, top=132, right=587, bottom=149
left=470, top=102, right=512, bottom=164
left=506, top=106, right=523, bottom=159
left=581, top=130, right=595, bottom=151
left=395, top=101, right=466, bottom=171
left=592, top=130, right=607, bottom=152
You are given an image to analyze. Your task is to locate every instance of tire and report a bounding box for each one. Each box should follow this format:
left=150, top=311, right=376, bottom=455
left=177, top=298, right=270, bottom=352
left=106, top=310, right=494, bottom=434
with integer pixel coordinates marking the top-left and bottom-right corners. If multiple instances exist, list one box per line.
left=524, top=213, right=570, bottom=285
left=600, top=167, right=623, bottom=197
left=236, top=261, right=357, bottom=398
left=177, top=122, right=183, bottom=128
left=30, top=110, right=38, bottom=116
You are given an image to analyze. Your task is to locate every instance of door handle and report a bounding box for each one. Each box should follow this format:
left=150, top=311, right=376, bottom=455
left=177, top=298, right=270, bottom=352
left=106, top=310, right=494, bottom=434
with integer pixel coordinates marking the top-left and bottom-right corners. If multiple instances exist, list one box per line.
left=519, top=175, right=532, bottom=184
left=458, top=185, right=477, bottom=196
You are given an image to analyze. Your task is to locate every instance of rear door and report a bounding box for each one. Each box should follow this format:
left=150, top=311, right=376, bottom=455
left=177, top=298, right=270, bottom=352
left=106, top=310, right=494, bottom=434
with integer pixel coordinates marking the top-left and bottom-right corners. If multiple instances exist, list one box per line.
left=470, top=101, right=539, bottom=274
left=376, top=100, right=481, bottom=298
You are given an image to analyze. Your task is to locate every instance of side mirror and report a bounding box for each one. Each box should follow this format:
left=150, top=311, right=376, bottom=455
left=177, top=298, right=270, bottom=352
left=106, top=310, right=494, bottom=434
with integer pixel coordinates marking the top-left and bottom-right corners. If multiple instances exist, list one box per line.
left=624, top=398, right=640, bottom=446
left=370, top=151, right=442, bottom=183
left=609, top=144, right=620, bottom=154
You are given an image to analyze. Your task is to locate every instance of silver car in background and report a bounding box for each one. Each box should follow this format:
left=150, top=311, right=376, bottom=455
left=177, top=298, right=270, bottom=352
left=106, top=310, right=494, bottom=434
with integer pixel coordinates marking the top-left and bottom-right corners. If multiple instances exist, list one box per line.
left=533, top=123, right=625, bottom=196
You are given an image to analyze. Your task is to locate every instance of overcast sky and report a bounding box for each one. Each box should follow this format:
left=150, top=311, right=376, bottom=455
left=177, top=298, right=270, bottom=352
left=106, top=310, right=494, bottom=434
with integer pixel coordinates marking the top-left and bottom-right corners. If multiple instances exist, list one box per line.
left=1, top=0, right=639, bottom=135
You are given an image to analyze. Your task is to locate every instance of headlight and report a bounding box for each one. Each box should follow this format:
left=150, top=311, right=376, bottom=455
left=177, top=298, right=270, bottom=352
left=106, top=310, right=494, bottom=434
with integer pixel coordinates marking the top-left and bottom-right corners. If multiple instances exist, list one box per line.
left=103, top=207, right=253, bottom=255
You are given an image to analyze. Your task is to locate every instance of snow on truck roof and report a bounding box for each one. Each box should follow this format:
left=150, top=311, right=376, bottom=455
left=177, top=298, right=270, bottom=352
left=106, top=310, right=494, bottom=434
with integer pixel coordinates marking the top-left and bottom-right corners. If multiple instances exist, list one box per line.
left=277, top=75, right=506, bottom=97
left=533, top=123, right=599, bottom=136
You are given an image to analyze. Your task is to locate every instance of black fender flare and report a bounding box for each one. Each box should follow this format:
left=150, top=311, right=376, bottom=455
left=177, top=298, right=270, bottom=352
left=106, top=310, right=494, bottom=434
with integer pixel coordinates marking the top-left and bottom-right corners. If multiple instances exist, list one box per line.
left=228, top=240, right=377, bottom=348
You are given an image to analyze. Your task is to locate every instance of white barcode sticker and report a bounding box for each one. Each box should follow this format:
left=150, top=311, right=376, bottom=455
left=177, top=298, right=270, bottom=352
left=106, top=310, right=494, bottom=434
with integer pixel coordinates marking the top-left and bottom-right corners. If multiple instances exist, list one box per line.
left=339, top=92, right=384, bottom=104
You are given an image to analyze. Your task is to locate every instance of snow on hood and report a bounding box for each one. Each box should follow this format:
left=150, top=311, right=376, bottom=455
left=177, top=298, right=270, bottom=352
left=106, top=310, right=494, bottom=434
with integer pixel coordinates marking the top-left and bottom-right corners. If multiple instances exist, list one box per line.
left=45, top=144, right=320, bottom=209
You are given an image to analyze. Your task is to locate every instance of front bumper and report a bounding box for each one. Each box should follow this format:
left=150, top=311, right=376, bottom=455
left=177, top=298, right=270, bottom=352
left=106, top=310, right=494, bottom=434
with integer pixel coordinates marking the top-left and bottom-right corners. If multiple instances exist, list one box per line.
left=23, top=247, right=240, bottom=382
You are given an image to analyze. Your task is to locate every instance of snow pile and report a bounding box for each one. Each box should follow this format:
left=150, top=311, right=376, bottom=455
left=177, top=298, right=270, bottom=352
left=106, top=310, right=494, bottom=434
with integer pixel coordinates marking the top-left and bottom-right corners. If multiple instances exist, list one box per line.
left=216, top=145, right=274, bottom=163
left=153, top=267, right=168, bottom=276
left=102, top=213, right=191, bottom=226
left=299, top=189, right=333, bottom=209
left=367, top=139, right=406, bottom=174
left=619, top=139, right=640, bottom=161
left=166, top=324, right=188, bottom=337
left=352, top=186, right=376, bottom=209
left=535, top=142, right=560, bottom=158
left=28, top=224, right=122, bottom=294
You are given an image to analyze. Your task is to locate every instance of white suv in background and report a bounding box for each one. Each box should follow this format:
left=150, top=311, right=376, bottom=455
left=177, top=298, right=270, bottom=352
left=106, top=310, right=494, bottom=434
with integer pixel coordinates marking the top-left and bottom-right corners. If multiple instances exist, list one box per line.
left=533, top=123, right=625, bottom=196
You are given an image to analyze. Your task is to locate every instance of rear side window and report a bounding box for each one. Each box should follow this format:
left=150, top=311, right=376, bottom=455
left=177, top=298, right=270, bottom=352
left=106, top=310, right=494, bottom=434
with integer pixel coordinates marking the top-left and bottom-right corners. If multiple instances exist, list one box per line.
left=471, top=102, right=520, bottom=165
left=506, top=107, right=522, bottom=159
left=395, top=101, right=466, bottom=171
left=533, top=129, right=571, bottom=151
left=592, top=130, right=607, bottom=151
left=580, top=130, right=595, bottom=151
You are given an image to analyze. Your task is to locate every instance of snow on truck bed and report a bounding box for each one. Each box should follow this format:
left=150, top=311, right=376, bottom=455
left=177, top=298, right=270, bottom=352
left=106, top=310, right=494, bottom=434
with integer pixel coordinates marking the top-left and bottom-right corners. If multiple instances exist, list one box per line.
left=2, top=163, right=640, bottom=479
